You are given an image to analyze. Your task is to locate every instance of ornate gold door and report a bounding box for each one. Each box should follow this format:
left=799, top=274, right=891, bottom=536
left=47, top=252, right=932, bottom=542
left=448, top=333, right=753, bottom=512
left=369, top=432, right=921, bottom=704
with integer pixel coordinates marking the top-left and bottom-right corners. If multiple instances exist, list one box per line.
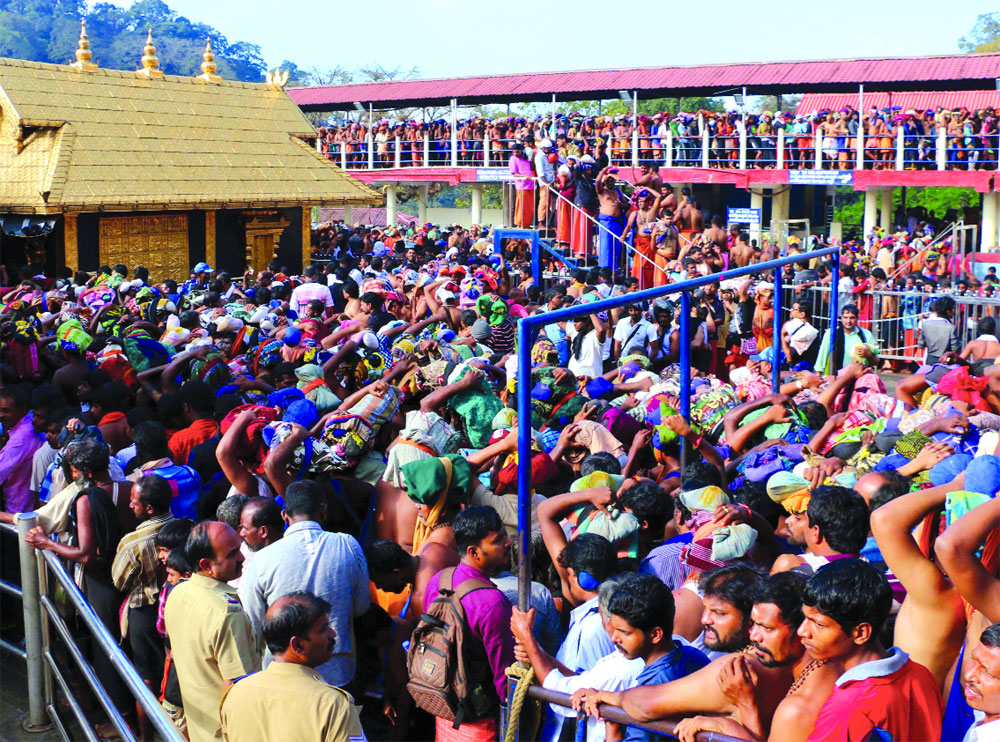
left=244, top=213, right=290, bottom=274
left=99, top=215, right=188, bottom=281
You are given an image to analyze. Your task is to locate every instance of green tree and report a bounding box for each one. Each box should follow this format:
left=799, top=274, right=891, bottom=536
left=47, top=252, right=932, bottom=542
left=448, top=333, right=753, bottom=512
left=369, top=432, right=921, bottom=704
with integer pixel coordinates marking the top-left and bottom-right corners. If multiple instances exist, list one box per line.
left=959, top=12, right=1000, bottom=53
left=833, top=186, right=980, bottom=239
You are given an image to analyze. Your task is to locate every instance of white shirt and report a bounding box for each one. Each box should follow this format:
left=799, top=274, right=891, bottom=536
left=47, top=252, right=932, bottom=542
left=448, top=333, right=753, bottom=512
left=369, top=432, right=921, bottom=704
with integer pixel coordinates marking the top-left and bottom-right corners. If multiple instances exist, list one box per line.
left=565, top=325, right=604, bottom=379
left=544, top=651, right=644, bottom=742
left=963, top=712, right=1000, bottom=742
left=613, top=317, right=656, bottom=357
left=289, top=281, right=334, bottom=317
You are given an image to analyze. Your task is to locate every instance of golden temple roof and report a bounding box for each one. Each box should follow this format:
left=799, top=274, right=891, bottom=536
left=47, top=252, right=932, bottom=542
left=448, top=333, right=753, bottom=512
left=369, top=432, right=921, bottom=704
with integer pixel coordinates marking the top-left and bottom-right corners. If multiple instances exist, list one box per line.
left=0, top=57, right=380, bottom=214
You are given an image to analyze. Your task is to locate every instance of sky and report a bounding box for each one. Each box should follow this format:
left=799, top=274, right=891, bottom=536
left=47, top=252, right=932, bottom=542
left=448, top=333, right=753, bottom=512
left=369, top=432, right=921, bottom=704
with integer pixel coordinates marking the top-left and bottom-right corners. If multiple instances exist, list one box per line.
left=103, top=0, right=998, bottom=80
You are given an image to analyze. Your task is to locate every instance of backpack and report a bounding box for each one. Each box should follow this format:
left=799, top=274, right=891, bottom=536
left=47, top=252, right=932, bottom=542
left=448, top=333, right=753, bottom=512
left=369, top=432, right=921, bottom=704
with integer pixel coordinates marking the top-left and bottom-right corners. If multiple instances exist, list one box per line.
left=406, top=567, right=499, bottom=728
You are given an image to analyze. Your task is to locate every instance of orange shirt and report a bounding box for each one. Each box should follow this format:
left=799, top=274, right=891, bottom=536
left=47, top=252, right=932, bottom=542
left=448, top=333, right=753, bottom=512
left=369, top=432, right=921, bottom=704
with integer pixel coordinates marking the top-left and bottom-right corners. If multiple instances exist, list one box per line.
left=168, top=418, right=219, bottom=467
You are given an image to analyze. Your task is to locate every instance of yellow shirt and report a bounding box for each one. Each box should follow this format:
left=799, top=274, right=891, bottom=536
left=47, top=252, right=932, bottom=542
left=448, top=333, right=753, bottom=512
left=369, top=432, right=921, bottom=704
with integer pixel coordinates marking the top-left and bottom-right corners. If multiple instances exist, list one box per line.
left=164, top=573, right=262, bottom=742
left=220, top=662, right=365, bottom=742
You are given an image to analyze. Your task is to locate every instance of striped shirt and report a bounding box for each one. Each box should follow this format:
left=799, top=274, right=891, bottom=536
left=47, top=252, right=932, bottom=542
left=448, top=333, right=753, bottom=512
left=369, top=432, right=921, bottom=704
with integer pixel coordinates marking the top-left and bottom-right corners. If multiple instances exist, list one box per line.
left=112, top=511, right=174, bottom=608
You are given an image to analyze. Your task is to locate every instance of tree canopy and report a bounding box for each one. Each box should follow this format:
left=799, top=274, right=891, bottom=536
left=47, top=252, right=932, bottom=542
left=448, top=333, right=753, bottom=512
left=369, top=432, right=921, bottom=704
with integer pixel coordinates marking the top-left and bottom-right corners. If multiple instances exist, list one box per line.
left=0, top=0, right=268, bottom=81
left=959, top=12, right=1000, bottom=53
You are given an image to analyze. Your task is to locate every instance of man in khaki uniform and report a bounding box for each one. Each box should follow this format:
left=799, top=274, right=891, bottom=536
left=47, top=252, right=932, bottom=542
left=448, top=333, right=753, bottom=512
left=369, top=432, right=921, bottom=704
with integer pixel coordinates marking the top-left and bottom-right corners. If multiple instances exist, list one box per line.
left=220, top=592, right=366, bottom=742
left=164, top=521, right=261, bottom=742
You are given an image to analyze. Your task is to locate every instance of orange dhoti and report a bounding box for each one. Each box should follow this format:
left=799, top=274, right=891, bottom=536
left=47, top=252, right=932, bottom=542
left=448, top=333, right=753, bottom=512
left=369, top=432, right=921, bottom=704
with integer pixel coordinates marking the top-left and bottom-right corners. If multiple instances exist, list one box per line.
left=556, top=198, right=572, bottom=245
left=654, top=250, right=671, bottom=287
left=570, top=208, right=594, bottom=257
left=631, top=233, right=656, bottom=289
left=514, top=187, right=534, bottom=228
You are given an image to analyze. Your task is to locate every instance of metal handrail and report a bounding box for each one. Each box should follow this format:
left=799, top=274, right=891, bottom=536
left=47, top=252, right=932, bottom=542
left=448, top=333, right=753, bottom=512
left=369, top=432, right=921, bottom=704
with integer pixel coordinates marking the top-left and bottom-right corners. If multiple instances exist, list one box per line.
left=526, top=685, right=745, bottom=742
left=10, top=512, right=186, bottom=742
left=513, top=244, right=841, bottom=613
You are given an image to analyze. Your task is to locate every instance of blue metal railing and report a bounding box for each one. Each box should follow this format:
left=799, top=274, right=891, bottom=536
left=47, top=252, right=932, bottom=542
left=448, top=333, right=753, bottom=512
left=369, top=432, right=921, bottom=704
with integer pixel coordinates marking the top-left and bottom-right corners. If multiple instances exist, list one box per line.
left=513, top=242, right=841, bottom=612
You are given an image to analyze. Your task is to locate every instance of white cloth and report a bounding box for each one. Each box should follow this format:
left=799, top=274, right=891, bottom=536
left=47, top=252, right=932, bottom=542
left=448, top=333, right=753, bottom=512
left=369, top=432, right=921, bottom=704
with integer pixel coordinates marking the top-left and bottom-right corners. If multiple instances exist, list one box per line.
left=783, top=318, right=819, bottom=355
left=963, top=712, right=1000, bottom=742
left=565, top=325, right=603, bottom=379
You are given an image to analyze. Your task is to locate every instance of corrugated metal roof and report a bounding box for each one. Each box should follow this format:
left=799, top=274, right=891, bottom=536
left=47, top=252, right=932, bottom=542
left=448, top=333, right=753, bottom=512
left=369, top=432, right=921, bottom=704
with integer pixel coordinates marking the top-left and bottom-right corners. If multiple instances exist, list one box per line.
left=797, top=90, right=1000, bottom=115
left=289, top=53, right=1000, bottom=110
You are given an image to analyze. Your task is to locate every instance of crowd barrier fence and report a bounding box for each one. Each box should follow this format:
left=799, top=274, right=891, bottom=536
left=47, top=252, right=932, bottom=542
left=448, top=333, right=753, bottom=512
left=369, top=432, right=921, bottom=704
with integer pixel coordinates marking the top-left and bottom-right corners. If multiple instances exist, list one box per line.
left=0, top=516, right=185, bottom=742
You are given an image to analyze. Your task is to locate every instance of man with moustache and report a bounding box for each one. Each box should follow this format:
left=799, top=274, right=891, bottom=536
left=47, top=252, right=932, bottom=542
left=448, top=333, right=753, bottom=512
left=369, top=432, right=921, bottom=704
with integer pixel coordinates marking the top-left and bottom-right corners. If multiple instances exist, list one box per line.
left=962, top=623, right=1000, bottom=742
left=165, top=521, right=262, bottom=742
left=220, top=592, right=366, bottom=742
left=674, top=572, right=842, bottom=742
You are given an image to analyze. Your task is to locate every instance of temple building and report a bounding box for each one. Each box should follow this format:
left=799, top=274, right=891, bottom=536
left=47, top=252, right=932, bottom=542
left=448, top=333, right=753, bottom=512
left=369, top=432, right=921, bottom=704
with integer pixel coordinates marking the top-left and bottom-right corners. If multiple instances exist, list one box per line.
left=0, top=24, right=379, bottom=278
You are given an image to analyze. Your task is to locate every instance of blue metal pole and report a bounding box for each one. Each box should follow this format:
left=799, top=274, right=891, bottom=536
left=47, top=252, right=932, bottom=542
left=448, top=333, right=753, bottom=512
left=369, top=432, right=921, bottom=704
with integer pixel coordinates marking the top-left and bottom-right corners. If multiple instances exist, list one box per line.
left=515, top=318, right=532, bottom=614
left=493, top=229, right=502, bottom=258
left=679, top=291, right=691, bottom=420
left=772, top=266, right=782, bottom=392
left=531, top=231, right=541, bottom=289
left=830, top=251, right=840, bottom=373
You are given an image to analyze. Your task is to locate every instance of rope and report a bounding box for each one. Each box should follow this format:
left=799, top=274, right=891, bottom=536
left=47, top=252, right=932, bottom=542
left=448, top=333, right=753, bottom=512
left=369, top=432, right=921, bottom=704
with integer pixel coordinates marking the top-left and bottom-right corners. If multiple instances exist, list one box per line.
left=503, top=663, right=541, bottom=742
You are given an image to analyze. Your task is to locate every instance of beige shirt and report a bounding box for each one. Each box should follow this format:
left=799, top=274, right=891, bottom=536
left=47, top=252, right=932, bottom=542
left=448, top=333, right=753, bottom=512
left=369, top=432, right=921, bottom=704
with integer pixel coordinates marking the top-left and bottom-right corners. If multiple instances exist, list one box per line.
left=164, top=573, right=262, bottom=742
left=220, top=662, right=365, bottom=742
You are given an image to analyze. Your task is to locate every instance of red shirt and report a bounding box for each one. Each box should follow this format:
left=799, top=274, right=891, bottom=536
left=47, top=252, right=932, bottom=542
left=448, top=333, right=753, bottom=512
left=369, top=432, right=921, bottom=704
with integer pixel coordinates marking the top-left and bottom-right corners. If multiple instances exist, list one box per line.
left=168, top=418, right=218, bottom=467
left=808, top=648, right=943, bottom=742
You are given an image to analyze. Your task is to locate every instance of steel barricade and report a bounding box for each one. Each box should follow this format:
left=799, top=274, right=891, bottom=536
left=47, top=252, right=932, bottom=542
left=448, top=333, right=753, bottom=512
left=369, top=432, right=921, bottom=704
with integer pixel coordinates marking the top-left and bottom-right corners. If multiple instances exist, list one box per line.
left=5, top=513, right=186, bottom=742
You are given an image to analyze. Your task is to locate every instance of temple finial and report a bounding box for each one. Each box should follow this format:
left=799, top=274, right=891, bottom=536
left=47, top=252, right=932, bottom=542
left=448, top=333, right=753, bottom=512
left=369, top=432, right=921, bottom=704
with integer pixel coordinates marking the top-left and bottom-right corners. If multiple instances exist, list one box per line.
left=198, top=38, right=221, bottom=82
left=138, top=28, right=163, bottom=78
left=70, top=20, right=98, bottom=72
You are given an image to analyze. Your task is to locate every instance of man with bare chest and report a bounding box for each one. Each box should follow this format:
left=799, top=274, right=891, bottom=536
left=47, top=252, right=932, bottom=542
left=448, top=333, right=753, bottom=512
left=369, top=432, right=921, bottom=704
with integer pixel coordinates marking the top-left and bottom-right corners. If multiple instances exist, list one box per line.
left=596, top=166, right=625, bottom=271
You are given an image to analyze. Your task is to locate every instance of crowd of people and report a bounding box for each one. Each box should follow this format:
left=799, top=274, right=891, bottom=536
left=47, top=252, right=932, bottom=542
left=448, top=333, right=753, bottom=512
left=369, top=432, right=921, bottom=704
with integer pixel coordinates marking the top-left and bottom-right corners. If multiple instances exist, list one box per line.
left=0, top=213, right=999, bottom=742
left=318, top=104, right=1000, bottom=172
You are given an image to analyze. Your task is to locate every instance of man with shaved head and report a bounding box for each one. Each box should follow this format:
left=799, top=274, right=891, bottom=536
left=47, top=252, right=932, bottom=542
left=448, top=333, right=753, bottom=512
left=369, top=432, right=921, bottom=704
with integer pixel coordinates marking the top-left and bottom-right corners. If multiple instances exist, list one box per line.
left=164, top=521, right=262, bottom=742
left=220, top=591, right=366, bottom=741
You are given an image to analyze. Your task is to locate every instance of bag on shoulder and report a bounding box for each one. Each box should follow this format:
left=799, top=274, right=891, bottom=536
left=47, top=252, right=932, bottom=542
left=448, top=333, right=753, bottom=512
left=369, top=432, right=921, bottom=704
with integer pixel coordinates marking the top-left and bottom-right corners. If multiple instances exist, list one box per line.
left=406, top=567, right=499, bottom=727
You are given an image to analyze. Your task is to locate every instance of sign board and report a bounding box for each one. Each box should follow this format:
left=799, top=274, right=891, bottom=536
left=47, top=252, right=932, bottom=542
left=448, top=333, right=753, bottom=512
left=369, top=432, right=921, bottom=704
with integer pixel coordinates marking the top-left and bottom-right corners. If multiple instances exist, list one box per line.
left=788, top=170, right=853, bottom=186
left=727, top=207, right=761, bottom=227
left=476, top=168, right=513, bottom=183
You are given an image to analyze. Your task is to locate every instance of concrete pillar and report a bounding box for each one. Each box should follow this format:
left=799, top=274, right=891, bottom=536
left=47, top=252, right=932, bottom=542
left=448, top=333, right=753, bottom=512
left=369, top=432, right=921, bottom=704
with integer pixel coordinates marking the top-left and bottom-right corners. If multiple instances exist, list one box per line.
left=418, top=185, right=429, bottom=224
left=471, top=183, right=484, bottom=227
left=776, top=128, right=785, bottom=170
left=772, top=188, right=790, bottom=251
left=749, top=190, right=764, bottom=247
left=344, top=205, right=353, bottom=227
left=502, top=182, right=510, bottom=227
left=880, top=188, right=893, bottom=231
left=983, top=192, right=1000, bottom=250
left=803, top=186, right=816, bottom=224
left=862, top=189, right=879, bottom=241
left=386, top=183, right=397, bottom=226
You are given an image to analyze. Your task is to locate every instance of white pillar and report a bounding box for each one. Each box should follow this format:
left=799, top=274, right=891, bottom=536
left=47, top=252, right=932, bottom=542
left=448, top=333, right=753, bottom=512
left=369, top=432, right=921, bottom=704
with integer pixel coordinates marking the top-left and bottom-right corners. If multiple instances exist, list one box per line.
left=856, top=122, right=865, bottom=170
left=632, top=130, right=639, bottom=167
left=344, top=205, right=353, bottom=227
left=340, top=143, right=348, bottom=170
left=665, top=130, right=674, bottom=168
left=749, top=190, right=764, bottom=247
left=471, top=183, right=483, bottom=227
left=394, top=136, right=402, bottom=169
left=937, top=128, right=947, bottom=171
left=738, top=121, right=747, bottom=170
left=424, top=132, right=431, bottom=166
left=814, top=133, right=823, bottom=170
left=418, top=185, right=428, bottom=224
left=701, top=121, right=710, bottom=168
left=483, top=137, right=491, bottom=168
left=386, top=183, right=397, bottom=226
left=982, top=192, right=1000, bottom=250
left=776, top=128, right=785, bottom=170
left=895, top=127, right=904, bottom=171
left=315, top=135, right=322, bottom=153
left=772, top=187, right=790, bottom=226
left=862, top=189, right=879, bottom=240
left=880, top=189, right=893, bottom=232
left=450, top=98, right=458, bottom=168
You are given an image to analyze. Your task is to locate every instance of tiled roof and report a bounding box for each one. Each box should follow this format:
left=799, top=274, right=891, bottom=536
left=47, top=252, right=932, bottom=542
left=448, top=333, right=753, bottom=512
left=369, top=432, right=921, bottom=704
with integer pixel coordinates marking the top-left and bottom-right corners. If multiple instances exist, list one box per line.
left=796, top=90, right=1000, bottom=115
left=0, top=57, right=380, bottom=213
left=289, top=53, right=1000, bottom=111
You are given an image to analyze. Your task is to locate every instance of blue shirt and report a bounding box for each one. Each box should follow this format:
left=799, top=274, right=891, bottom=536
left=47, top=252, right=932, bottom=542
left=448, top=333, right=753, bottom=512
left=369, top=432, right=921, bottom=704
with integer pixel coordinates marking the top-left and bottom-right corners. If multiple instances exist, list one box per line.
left=238, top=521, right=370, bottom=688
left=623, top=643, right=711, bottom=742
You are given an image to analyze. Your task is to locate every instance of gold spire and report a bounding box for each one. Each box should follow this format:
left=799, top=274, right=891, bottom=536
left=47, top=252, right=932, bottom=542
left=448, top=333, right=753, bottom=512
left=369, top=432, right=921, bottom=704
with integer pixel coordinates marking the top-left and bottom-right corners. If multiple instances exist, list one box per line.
left=197, top=38, right=221, bottom=82
left=137, top=28, right=163, bottom=78
left=70, top=20, right=98, bottom=71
